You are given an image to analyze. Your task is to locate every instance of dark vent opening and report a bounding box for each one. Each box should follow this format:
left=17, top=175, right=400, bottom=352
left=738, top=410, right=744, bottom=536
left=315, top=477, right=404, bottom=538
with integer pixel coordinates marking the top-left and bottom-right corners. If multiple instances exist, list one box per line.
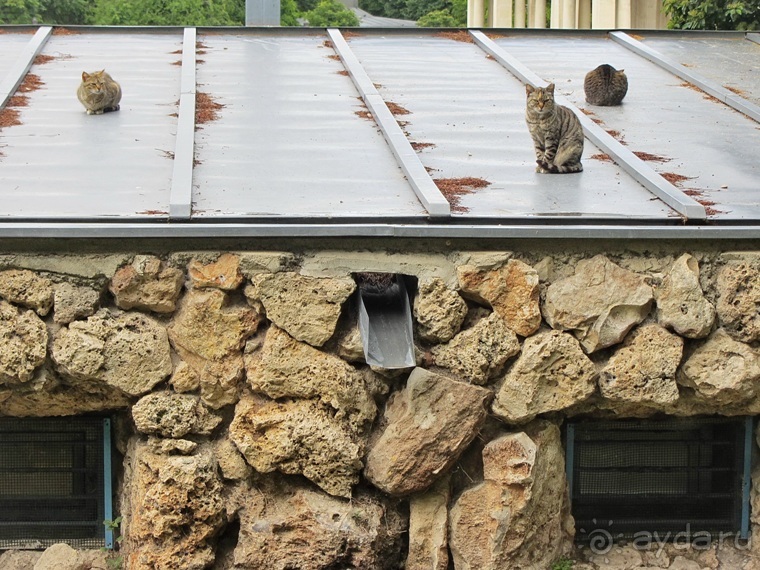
left=568, top=417, right=751, bottom=544
left=0, top=417, right=108, bottom=549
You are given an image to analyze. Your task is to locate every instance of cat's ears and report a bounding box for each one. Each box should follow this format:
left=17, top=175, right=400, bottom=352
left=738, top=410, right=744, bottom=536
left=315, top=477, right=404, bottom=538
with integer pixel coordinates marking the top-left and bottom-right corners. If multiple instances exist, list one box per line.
left=526, top=83, right=555, bottom=94
left=81, top=70, right=105, bottom=80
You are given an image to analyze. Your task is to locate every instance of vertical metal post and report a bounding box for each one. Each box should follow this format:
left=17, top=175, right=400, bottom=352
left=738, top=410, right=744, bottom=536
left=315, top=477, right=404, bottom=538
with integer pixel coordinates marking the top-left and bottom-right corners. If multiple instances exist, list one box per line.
left=532, top=0, right=546, bottom=28
left=565, top=422, right=575, bottom=506
left=591, top=0, right=616, bottom=28
left=246, top=0, right=281, bottom=25
left=514, top=0, right=526, bottom=27
left=741, top=416, right=753, bottom=540
left=577, top=0, right=591, bottom=28
left=616, top=0, right=632, bottom=28
left=491, top=0, right=514, bottom=27
left=560, top=0, right=575, bottom=29
left=103, top=418, right=114, bottom=549
left=468, top=0, right=486, bottom=27
left=550, top=0, right=560, bottom=27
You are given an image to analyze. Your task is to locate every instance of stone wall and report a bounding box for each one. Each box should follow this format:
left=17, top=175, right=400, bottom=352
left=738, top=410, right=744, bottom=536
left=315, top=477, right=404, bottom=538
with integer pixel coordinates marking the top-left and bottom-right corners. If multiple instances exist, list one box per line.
left=0, top=246, right=758, bottom=570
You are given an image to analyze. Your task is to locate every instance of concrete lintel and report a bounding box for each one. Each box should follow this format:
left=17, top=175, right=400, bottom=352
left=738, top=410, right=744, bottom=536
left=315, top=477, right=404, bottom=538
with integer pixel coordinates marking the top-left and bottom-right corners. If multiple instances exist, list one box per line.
left=469, top=30, right=707, bottom=221
left=0, top=26, right=53, bottom=109
left=326, top=28, right=451, bottom=218
left=611, top=30, right=760, bottom=123
left=169, top=27, right=197, bottom=220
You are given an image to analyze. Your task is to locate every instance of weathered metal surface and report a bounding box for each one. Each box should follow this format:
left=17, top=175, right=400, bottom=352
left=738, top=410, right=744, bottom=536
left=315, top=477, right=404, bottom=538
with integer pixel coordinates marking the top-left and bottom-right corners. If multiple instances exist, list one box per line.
left=191, top=31, right=425, bottom=219
left=347, top=32, right=677, bottom=220
left=0, top=26, right=758, bottom=235
left=169, top=27, right=197, bottom=220
left=471, top=30, right=706, bottom=220
left=492, top=31, right=760, bottom=221
left=641, top=32, right=760, bottom=108
left=0, top=29, right=182, bottom=219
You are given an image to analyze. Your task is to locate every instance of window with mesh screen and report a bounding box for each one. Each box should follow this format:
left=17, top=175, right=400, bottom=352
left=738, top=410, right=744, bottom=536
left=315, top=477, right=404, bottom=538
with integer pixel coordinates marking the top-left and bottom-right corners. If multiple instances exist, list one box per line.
left=0, top=417, right=112, bottom=549
left=567, top=417, right=752, bottom=545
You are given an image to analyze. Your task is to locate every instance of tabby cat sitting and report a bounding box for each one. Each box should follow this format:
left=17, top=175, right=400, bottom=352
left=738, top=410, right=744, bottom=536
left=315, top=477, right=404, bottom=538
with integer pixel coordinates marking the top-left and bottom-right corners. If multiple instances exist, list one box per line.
left=584, top=64, right=628, bottom=106
left=525, top=83, right=584, bottom=174
left=77, top=70, right=122, bottom=115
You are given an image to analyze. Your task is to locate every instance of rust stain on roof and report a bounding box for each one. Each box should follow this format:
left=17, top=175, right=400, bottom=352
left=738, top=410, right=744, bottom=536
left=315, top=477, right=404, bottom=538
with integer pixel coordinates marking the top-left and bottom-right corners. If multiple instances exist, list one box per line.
left=434, top=177, right=491, bottom=213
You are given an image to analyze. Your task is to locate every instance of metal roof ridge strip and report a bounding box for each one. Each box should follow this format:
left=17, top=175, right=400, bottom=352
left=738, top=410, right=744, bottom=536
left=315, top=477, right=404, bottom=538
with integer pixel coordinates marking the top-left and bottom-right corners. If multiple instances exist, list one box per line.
left=0, top=222, right=758, bottom=239
left=748, top=32, right=760, bottom=45
left=325, top=28, right=451, bottom=218
left=610, top=31, right=760, bottom=124
left=468, top=30, right=707, bottom=222
left=0, top=26, right=52, bottom=109
left=168, top=27, right=197, bottom=220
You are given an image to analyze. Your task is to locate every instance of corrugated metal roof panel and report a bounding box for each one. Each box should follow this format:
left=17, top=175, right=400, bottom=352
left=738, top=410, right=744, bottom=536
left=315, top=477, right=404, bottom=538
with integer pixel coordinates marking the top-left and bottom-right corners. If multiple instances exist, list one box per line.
left=0, top=30, right=181, bottom=219
left=641, top=33, right=760, bottom=108
left=0, top=27, right=757, bottom=237
left=192, top=32, right=426, bottom=218
left=0, top=31, right=34, bottom=80
left=347, top=32, right=677, bottom=220
left=493, top=31, right=760, bottom=221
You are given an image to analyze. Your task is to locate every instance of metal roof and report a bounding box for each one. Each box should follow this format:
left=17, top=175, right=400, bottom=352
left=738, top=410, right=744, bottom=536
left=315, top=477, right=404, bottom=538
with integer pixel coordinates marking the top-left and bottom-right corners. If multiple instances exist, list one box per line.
left=0, top=26, right=758, bottom=239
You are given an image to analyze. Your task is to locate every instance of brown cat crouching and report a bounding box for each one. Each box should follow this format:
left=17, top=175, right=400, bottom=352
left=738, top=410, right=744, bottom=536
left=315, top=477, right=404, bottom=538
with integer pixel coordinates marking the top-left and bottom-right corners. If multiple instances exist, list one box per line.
left=525, top=83, right=584, bottom=174
left=584, top=64, right=628, bottom=106
left=77, top=70, right=122, bottom=115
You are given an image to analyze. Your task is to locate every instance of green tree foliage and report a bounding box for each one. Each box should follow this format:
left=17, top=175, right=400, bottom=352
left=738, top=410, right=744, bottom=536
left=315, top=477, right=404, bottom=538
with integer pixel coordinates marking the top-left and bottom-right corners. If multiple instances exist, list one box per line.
left=280, top=0, right=301, bottom=25
left=41, top=0, right=90, bottom=23
left=0, top=0, right=42, bottom=24
left=1, top=0, right=356, bottom=27
left=1, top=0, right=90, bottom=24
left=359, top=0, right=465, bottom=26
left=663, top=0, right=759, bottom=30
left=357, top=0, right=384, bottom=16
left=416, top=8, right=457, bottom=26
left=90, top=0, right=244, bottom=26
left=303, top=0, right=359, bottom=25
left=295, top=0, right=319, bottom=13
left=448, top=0, right=466, bottom=24
left=402, top=0, right=446, bottom=20
left=358, top=0, right=405, bottom=19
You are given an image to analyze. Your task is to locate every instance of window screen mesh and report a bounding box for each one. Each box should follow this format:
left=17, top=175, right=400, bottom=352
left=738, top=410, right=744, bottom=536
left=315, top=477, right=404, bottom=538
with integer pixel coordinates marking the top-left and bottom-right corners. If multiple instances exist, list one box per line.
left=0, top=417, right=106, bottom=549
left=569, top=417, right=746, bottom=542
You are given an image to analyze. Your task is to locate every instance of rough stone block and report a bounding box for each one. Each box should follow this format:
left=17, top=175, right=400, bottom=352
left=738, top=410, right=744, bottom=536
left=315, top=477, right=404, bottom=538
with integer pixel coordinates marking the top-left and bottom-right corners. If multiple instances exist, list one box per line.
left=492, top=330, right=596, bottom=423
left=364, top=368, right=491, bottom=496
left=449, top=421, right=571, bottom=570
left=431, top=312, right=520, bottom=385
left=543, top=255, right=653, bottom=353
left=599, top=323, right=683, bottom=406
left=655, top=254, right=715, bottom=338
left=458, top=259, right=541, bottom=337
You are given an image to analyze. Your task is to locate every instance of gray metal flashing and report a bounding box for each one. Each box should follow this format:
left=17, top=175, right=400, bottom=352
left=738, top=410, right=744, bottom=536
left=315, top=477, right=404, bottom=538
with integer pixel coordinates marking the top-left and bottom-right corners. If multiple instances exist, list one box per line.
left=169, top=27, right=197, bottom=220
left=326, top=28, right=451, bottom=217
left=0, top=222, right=756, bottom=240
left=469, top=30, right=544, bottom=86
left=469, top=31, right=707, bottom=221
left=569, top=108, right=706, bottom=220
left=0, top=26, right=52, bottom=109
left=1, top=26, right=759, bottom=234
left=748, top=32, right=760, bottom=45
left=611, top=30, right=760, bottom=123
